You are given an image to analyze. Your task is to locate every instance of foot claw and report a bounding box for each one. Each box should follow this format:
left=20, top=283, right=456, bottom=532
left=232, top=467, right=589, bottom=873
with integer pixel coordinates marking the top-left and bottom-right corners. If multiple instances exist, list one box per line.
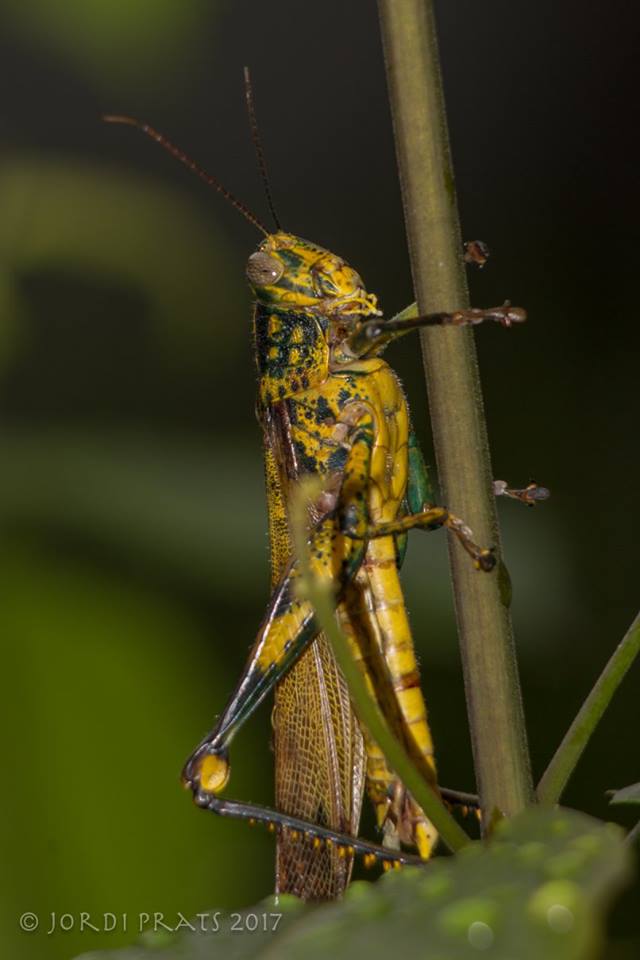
left=464, top=240, right=491, bottom=269
left=487, top=302, right=527, bottom=327
left=494, top=480, right=550, bottom=506
left=476, top=549, right=496, bottom=573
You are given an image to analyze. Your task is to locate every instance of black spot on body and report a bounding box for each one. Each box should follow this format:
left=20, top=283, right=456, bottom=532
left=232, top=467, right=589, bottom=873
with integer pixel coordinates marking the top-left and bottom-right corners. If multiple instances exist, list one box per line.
left=328, top=447, right=348, bottom=472
left=316, top=396, right=331, bottom=417
left=294, top=441, right=318, bottom=473
left=315, top=396, right=333, bottom=423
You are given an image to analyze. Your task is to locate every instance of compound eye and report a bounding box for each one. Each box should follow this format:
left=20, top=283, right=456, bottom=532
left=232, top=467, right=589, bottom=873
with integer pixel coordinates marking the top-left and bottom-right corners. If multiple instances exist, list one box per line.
left=246, top=251, right=284, bottom=287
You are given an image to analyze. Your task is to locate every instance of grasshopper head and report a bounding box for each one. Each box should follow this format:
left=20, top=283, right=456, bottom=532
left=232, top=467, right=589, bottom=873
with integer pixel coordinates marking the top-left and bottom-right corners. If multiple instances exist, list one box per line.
left=246, top=232, right=381, bottom=320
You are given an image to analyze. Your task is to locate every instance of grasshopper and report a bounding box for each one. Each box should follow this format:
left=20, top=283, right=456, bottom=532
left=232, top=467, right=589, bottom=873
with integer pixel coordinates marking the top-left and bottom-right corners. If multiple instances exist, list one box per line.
left=105, top=85, right=537, bottom=900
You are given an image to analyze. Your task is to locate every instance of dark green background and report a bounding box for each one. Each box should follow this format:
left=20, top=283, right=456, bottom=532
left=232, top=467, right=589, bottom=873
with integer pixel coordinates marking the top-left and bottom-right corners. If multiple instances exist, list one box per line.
left=0, top=1, right=638, bottom=958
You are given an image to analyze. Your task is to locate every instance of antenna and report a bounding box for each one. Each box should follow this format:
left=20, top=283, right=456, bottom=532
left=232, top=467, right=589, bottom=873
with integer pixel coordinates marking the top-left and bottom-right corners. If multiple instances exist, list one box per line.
left=103, top=114, right=269, bottom=236
left=243, top=67, right=282, bottom=231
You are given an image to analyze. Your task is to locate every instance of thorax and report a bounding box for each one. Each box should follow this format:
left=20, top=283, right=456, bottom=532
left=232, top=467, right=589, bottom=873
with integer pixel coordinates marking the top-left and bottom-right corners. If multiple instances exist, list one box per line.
left=282, top=359, right=410, bottom=524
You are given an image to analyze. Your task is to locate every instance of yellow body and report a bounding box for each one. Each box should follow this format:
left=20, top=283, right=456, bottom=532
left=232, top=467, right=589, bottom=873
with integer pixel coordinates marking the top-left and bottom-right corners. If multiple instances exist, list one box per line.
left=183, top=232, right=461, bottom=898
left=254, top=235, right=440, bottom=892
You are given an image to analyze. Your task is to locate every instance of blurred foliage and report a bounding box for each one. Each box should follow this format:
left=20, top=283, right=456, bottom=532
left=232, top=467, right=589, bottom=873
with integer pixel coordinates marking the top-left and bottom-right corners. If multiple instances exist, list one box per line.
left=0, top=1, right=638, bottom=959
left=0, top=0, right=214, bottom=95
left=0, top=158, right=243, bottom=375
left=0, top=537, right=273, bottom=960
left=0, top=431, right=266, bottom=592
left=73, top=808, right=632, bottom=960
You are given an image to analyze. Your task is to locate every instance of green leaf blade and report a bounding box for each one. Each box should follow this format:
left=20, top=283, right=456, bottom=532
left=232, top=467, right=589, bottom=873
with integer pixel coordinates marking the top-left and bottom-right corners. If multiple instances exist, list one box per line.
left=74, top=808, right=633, bottom=960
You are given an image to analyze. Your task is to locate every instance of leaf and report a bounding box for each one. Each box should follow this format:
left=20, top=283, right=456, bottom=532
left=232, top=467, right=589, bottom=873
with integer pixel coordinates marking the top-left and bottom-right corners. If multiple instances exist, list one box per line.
left=608, top=783, right=640, bottom=806
left=0, top=0, right=214, bottom=94
left=0, top=430, right=265, bottom=591
left=0, top=158, right=244, bottom=366
left=73, top=806, right=633, bottom=960
left=0, top=543, right=273, bottom=960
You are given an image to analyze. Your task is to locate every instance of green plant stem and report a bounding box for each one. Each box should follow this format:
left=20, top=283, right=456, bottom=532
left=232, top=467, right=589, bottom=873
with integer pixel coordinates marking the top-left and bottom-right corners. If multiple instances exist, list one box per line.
left=291, top=488, right=470, bottom=854
left=537, top=611, right=640, bottom=805
left=377, top=0, right=533, bottom=823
